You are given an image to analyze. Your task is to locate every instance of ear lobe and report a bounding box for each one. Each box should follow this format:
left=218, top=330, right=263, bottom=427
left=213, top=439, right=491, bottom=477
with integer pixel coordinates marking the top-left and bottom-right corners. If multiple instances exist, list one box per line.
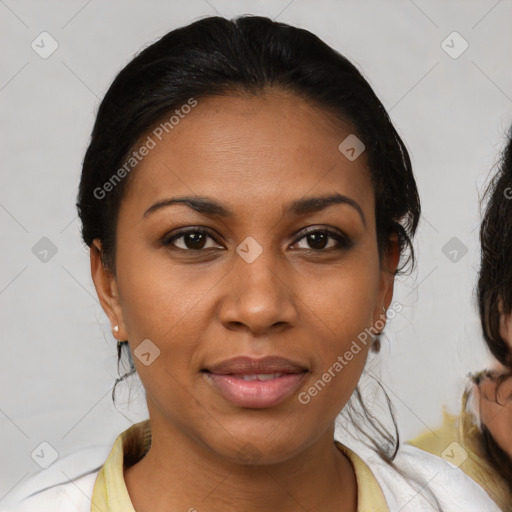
left=90, top=239, right=124, bottom=333
left=372, top=235, right=399, bottom=330
left=386, top=233, right=400, bottom=275
left=381, top=233, right=400, bottom=308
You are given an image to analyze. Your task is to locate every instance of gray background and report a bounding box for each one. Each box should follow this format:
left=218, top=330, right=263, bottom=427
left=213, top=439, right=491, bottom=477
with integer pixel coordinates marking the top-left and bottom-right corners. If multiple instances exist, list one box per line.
left=2, top=0, right=512, bottom=506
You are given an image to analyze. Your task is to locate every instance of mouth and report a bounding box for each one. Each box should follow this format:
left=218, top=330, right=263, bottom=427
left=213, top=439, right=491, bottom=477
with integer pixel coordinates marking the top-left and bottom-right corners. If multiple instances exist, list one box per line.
left=202, top=356, right=309, bottom=408
left=226, top=372, right=290, bottom=381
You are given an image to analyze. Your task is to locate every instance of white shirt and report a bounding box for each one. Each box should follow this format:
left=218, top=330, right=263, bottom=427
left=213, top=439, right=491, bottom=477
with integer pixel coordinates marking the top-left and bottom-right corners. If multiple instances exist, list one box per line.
left=2, top=440, right=501, bottom=512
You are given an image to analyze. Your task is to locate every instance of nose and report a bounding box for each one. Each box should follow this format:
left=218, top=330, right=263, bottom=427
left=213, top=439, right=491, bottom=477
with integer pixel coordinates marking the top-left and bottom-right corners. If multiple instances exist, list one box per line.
left=218, top=247, right=298, bottom=335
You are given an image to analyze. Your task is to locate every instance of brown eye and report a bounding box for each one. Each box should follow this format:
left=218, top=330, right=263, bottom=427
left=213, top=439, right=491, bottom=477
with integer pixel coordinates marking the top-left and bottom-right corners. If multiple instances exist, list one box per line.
left=293, top=228, right=352, bottom=252
left=162, top=228, right=223, bottom=251
left=304, top=232, right=329, bottom=250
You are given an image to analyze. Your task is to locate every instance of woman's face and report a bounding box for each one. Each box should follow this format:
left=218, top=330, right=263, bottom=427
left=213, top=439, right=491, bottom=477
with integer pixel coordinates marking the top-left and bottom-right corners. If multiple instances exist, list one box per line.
left=92, top=90, right=397, bottom=464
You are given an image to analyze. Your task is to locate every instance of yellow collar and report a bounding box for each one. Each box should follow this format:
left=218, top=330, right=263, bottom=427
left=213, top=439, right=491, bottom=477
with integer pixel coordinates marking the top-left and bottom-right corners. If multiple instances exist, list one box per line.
left=91, top=420, right=388, bottom=512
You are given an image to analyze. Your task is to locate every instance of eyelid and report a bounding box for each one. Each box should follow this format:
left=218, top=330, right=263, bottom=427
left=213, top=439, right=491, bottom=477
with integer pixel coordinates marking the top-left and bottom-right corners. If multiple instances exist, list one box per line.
left=295, top=225, right=348, bottom=239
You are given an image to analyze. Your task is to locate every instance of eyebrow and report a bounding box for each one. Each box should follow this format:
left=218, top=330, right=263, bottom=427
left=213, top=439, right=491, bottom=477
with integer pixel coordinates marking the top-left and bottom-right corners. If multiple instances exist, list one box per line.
left=143, top=193, right=366, bottom=226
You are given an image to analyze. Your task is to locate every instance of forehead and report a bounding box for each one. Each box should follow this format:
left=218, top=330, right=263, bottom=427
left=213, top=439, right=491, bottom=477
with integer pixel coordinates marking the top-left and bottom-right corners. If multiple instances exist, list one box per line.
left=120, top=91, right=374, bottom=222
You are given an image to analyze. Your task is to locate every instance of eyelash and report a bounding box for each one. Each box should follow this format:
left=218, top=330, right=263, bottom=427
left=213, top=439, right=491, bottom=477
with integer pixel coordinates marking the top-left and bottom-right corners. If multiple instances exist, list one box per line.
left=161, top=226, right=353, bottom=253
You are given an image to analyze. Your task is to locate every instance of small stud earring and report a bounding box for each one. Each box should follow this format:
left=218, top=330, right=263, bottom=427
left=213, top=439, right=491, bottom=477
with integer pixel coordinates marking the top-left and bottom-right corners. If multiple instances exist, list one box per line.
left=113, top=325, right=119, bottom=333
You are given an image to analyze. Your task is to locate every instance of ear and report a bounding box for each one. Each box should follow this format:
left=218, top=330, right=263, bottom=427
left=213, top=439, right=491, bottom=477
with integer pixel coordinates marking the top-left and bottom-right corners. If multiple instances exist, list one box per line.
left=373, top=233, right=400, bottom=326
left=90, top=239, right=128, bottom=340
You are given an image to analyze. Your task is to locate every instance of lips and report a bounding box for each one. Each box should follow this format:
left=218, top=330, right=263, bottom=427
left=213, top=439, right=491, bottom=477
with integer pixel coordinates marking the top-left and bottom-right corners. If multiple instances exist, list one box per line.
left=202, top=356, right=308, bottom=408
left=204, top=355, right=308, bottom=375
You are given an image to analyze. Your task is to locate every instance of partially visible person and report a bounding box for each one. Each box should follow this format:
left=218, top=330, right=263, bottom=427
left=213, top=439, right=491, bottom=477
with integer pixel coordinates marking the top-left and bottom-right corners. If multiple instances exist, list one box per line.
left=410, top=127, right=512, bottom=511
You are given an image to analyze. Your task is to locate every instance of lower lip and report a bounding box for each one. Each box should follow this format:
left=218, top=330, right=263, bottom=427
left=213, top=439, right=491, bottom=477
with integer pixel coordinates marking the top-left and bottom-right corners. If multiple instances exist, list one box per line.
left=204, top=372, right=307, bottom=408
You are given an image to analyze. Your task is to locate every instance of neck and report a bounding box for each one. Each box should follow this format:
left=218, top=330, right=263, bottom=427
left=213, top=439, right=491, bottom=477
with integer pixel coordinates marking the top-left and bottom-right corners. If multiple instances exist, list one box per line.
left=124, top=417, right=357, bottom=512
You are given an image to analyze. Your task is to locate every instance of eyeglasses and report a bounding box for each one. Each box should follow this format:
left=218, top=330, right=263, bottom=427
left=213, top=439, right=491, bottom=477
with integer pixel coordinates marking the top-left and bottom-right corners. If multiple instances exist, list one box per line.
left=470, top=370, right=512, bottom=408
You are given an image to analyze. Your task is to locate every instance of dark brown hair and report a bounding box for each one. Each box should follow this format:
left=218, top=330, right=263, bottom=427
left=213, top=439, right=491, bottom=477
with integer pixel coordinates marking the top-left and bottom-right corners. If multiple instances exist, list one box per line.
left=478, top=127, right=512, bottom=368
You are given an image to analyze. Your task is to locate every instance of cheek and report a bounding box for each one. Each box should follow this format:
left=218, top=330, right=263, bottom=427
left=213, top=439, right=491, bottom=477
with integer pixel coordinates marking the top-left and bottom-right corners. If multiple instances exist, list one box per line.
left=295, top=265, right=380, bottom=413
left=116, top=245, right=215, bottom=339
left=311, top=259, right=381, bottom=346
left=115, top=256, right=216, bottom=394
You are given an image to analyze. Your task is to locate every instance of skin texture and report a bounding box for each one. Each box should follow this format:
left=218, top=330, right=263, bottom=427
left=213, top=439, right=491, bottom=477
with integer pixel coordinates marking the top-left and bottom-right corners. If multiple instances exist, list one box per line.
left=475, top=312, right=512, bottom=460
left=90, top=90, right=398, bottom=512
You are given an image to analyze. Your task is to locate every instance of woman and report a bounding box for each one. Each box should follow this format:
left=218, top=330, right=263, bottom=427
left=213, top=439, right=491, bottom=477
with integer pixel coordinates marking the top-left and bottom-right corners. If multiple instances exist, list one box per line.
left=410, top=128, right=512, bottom=510
left=9, top=15, right=500, bottom=512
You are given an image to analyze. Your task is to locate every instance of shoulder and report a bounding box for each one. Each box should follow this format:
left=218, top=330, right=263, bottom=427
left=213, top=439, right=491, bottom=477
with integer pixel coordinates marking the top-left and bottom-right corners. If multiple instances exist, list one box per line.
left=2, top=470, right=99, bottom=512
left=359, top=442, right=501, bottom=512
left=0, top=444, right=110, bottom=512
